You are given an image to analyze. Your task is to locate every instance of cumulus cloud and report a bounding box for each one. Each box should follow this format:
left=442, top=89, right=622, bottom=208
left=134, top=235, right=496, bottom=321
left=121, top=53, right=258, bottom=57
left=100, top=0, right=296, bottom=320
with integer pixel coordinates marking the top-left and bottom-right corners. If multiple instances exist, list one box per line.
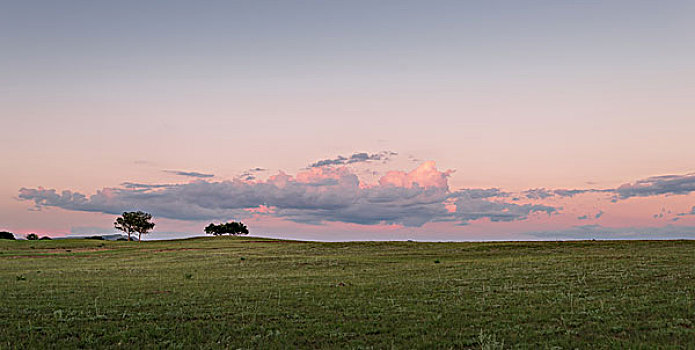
left=18, top=161, right=557, bottom=227
left=449, top=192, right=556, bottom=223
left=309, top=151, right=397, bottom=168
left=615, top=173, right=695, bottom=199
left=164, top=170, right=214, bottom=178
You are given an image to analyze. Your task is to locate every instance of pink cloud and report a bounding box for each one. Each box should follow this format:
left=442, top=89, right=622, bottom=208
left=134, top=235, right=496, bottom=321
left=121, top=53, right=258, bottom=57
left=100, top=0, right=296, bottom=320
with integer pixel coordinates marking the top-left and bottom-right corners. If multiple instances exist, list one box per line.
left=244, top=205, right=276, bottom=214
left=379, top=161, right=452, bottom=189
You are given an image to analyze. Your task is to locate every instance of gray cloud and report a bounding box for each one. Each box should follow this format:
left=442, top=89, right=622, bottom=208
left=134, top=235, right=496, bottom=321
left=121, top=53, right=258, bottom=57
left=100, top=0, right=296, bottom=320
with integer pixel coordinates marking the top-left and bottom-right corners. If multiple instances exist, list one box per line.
left=450, top=188, right=508, bottom=199
left=309, top=151, right=397, bottom=168
left=22, top=164, right=694, bottom=228
left=677, top=206, right=695, bottom=217
left=443, top=189, right=556, bottom=224
left=164, top=170, right=214, bottom=178
left=520, top=174, right=695, bottom=202
left=554, top=189, right=593, bottom=197
left=615, top=173, right=695, bottom=199
left=523, top=188, right=555, bottom=200
left=238, top=167, right=267, bottom=181
left=18, top=165, right=556, bottom=227
left=451, top=197, right=556, bottom=223
left=578, top=210, right=603, bottom=220
left=523, top=188, right=607, bottom=200
left=122, top=182, right=174, bottom=189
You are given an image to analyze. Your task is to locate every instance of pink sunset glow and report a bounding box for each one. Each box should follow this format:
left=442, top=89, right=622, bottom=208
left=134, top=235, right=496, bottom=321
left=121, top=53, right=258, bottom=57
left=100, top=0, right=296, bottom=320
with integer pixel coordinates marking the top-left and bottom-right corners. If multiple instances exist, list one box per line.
left=7, top=158, right=695, bottom=240
left=1, top=1, right=694, bottom=240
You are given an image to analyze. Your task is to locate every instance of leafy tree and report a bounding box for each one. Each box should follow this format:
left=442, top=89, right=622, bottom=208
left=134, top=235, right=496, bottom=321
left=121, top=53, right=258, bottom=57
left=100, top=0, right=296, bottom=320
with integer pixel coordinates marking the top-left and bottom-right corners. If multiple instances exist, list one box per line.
left=114, top=211, right=155, bottom=242
left=0, top=231, right=15, bottom=240
left=204, top=221, right=249, bottom=236
left=26, top=233, right=39, bottom=240
left=203, top=223, right=219, bottom=235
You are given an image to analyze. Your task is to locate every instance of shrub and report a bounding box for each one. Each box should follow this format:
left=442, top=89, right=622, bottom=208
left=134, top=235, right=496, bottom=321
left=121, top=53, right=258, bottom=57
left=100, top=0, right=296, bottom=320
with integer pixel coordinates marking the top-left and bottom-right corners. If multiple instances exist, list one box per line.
left=39, top=236, right=52, bottom=240
left=26, top=233, right=39, bottom=241
left=0, top=231, right=15, bottom=240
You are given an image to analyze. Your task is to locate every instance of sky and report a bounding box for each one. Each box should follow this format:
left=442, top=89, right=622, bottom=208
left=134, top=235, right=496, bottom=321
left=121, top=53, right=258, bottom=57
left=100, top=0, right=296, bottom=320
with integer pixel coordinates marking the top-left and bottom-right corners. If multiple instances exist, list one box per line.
left=2, top=1, right=695, bottom=241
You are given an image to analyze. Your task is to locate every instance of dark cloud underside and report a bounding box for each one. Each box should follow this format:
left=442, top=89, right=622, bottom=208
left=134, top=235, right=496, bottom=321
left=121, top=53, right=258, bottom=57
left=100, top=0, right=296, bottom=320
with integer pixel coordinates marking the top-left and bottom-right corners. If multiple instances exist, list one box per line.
left=164, top=170, right=214, bottom=178
left=309, top=151, right=397, bottom=168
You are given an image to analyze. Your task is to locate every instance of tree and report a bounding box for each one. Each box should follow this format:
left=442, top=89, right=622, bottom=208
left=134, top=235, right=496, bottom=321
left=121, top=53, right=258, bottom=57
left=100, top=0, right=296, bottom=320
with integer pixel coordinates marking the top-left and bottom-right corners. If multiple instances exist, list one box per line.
left=204, top=221, right=249, bottom=236
left=203, top=223, right=220, bottom=236
left=114, top=211, right=155, bottom=242
left=0, top=231, right=15, bottom=240
left=26, top=233, right=39, bottom=240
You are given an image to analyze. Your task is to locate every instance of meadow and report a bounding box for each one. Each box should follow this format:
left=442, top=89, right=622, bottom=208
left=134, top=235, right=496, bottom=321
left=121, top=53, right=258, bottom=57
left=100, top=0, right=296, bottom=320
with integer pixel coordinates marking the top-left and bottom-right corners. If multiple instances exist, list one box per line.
left=1, top=237, right=694, bottom=349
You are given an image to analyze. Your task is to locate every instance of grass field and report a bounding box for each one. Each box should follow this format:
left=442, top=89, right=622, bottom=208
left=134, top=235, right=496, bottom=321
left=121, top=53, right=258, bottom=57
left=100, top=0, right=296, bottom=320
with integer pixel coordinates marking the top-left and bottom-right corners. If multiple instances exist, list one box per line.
left=1, top=237, right=694, bottom=349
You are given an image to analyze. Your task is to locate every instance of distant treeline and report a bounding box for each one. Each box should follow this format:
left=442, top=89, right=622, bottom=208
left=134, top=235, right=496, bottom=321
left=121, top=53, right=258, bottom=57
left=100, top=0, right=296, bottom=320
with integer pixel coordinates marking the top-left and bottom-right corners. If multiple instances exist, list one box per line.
left=0, top=231, right=51, bottom=240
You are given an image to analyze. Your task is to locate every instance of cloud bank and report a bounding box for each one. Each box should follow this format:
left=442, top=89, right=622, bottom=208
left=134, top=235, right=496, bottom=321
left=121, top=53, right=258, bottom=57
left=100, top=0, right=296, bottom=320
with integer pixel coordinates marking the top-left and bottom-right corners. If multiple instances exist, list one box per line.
left=520, top=173, right=695, bottom=202
left=18, top=161, right=556, bottom=227
left=615, top=174, right=695, bottom=199
left=16, top=157, right=695, bottom=238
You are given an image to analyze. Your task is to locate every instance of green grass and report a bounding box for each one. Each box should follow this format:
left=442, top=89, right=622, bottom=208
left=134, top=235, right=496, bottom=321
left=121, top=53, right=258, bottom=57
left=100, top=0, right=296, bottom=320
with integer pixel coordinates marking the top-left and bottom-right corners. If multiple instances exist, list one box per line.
left=1, top=237, right=694, bottom=349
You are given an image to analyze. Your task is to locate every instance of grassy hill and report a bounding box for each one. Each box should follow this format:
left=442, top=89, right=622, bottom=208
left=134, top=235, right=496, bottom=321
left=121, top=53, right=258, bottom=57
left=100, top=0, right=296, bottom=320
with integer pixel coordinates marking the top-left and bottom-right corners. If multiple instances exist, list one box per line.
left=1, top=237, right=694, bottom=348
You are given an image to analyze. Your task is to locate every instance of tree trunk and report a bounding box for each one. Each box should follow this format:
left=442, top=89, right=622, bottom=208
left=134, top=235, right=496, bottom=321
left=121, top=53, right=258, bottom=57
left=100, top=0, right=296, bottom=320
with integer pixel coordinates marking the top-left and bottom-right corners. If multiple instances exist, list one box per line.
left=127, top=230, right=131, bottom=241
left=138, top=232, right=142, bottom=243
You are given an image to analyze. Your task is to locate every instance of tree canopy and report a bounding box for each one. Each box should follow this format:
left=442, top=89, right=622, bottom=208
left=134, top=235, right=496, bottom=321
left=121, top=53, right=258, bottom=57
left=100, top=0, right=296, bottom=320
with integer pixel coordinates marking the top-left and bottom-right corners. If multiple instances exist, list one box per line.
left=114, top=211, right=155, bottom=242
left=0, top=231, right=15, bottom=240
left=204, top=221, right=249, bottom=236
